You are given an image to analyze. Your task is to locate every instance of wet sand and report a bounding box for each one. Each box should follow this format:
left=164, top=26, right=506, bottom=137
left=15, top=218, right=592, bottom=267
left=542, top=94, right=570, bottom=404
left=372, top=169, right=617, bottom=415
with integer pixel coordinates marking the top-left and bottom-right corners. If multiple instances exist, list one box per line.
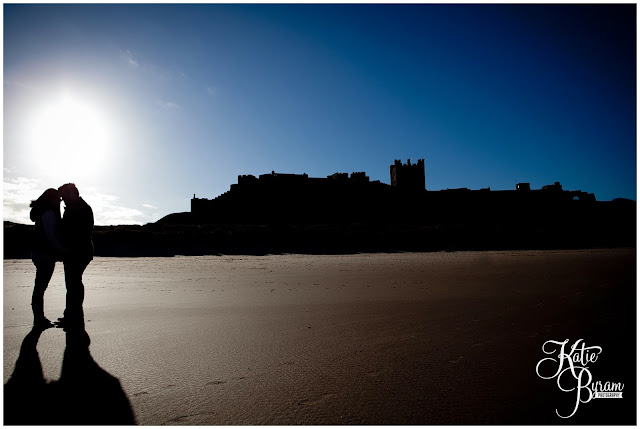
left=3, top=249, right=636, bottom=424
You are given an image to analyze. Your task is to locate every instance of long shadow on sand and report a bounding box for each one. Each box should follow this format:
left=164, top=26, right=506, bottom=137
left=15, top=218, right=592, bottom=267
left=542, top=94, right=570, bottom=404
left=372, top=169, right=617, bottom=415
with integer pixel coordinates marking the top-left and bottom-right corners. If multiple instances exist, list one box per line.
left=4, top=326, right=136, bottom=425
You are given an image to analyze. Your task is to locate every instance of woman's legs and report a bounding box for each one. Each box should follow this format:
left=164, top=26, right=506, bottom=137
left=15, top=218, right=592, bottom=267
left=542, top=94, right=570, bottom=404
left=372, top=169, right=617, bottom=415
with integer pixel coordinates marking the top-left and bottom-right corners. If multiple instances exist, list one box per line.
left=32, top=261, right=55, bottom=325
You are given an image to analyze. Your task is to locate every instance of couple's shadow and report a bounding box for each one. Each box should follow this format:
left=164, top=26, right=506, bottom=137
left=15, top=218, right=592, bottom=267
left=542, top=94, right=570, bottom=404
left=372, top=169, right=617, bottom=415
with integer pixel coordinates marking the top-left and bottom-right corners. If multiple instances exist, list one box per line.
left=4, top=326, right=136, bottom=425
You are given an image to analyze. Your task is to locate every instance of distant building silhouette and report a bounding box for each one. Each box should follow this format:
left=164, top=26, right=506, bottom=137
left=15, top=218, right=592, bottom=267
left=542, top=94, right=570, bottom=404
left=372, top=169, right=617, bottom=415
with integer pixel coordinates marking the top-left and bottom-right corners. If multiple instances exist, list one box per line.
left=390, top=159, right=425, bottom=191
left=191, top=159, right=596, bottom=225
left=542, top=181, right=563, bottom=192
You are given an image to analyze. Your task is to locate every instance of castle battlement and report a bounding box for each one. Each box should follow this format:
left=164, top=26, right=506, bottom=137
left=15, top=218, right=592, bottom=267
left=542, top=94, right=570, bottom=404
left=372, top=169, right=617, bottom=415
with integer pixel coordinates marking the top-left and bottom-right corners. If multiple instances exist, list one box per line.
left=190, top=159, right=596, bottom=224
left=390, top=159, right=426, bottom=190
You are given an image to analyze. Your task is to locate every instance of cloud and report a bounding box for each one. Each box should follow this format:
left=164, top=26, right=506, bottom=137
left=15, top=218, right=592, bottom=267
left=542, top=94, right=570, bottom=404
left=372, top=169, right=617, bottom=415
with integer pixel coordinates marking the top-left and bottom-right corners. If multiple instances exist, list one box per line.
left=81, top=191, right=154, bottom=226
left=3, top=176, right=157, bottom=226
left=155, top=69, right=187, bottom=83
left=3, top=176, right=44, bottom=224
left=121, top=50, right=139, bottom=68
left=157, top=99, right=182, bottom=111
left=121, top=49, right=187, bottom=84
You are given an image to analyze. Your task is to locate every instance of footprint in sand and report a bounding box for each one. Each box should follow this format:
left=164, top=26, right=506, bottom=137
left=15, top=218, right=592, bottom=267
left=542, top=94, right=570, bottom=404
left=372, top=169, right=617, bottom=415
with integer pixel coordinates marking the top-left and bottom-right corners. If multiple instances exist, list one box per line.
left=164, top=412, right=215, bottom=424
left=297, top=393, right=337, bottom=407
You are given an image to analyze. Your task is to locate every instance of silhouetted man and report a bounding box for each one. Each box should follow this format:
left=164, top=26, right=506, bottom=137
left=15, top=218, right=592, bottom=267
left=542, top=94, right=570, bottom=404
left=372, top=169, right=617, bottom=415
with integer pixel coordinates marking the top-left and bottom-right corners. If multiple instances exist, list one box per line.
left=57, top=183, right=94, bottom=330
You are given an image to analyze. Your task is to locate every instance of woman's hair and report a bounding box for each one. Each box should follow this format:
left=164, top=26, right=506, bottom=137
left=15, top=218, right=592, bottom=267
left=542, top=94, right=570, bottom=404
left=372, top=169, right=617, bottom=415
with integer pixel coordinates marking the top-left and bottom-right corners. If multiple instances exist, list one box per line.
left=29, top=188, right=61, bottom=221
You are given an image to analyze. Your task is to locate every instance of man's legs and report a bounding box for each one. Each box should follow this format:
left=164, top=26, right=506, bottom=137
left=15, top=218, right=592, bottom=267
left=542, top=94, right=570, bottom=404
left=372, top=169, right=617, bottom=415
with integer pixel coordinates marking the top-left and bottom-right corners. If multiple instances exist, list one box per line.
left=32, top=261, right=55, bottom=326
left=62, top=258, right=90, bottom=327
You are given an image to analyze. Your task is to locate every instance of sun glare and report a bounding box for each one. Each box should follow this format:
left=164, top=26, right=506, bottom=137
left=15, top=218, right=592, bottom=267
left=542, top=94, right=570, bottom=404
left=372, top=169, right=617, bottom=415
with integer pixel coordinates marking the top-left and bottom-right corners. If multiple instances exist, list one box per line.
left=29, top=93, right=110, bottom=182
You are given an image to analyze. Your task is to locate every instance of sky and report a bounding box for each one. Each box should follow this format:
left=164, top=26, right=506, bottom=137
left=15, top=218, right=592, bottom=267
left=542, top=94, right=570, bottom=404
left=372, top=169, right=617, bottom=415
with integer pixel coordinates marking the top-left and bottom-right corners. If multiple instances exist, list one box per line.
left=3, top=3, right=636, bottom=225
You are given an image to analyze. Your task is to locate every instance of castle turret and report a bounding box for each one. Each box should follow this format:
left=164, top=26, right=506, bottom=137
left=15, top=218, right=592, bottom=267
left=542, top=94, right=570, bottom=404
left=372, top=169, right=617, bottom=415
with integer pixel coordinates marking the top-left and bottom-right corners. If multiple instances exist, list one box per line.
left=390, top=159, right=425, bottom=191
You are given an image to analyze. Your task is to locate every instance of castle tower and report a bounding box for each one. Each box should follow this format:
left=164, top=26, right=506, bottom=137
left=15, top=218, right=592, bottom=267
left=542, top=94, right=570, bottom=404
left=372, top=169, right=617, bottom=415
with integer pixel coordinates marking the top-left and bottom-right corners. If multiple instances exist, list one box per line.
left=390, top=159, right=425, bottom=191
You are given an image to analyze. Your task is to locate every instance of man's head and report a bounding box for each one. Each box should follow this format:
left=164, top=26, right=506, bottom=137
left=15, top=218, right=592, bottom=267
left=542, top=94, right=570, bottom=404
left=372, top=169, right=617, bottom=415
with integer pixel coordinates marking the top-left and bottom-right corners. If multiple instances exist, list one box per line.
left=58, top=183, right=80, bottom=204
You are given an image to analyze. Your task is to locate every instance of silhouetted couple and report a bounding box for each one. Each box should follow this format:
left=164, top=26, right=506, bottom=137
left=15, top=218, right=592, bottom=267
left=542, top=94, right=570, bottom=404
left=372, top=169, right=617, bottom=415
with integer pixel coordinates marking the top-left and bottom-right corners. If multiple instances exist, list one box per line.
left=29, top=183, right=94, bottom=330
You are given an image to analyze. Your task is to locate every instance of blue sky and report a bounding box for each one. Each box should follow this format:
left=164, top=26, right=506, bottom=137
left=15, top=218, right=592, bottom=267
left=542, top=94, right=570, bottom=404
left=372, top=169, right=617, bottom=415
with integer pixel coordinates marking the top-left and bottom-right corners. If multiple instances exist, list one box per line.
left=3, top=4, right=636, bottom=225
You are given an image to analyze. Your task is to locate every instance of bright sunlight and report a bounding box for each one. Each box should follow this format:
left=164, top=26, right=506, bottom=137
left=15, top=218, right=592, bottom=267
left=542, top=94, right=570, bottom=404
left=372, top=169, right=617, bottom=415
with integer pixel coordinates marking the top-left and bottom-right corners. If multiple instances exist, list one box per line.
left=28, top=93, right=110, bottom=182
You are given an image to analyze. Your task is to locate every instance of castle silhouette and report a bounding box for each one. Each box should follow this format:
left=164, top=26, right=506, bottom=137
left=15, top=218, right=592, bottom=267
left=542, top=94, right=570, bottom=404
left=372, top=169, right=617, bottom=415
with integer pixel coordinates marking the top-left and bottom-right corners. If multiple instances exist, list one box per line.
left=1, top=160, right=631, bottom=259
left=191, top=159, right=596, bottom=225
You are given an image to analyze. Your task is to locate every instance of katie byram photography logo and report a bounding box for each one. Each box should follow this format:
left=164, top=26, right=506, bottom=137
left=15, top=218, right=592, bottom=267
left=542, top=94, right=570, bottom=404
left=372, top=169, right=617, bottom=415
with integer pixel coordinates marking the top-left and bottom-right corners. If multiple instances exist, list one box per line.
left=535, top=339, right=624, bottom=419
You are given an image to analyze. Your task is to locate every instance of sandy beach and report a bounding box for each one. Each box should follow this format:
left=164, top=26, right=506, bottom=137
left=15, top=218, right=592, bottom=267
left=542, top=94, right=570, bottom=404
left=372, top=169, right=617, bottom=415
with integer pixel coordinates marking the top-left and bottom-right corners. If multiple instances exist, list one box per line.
left=3, top=249, right=635, bottom=424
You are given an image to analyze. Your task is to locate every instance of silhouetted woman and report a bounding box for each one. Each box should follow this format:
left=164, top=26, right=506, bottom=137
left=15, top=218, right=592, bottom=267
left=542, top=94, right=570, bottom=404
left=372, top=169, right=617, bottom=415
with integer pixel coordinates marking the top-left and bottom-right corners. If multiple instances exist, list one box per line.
left=29, top=188, right=65, bottom=328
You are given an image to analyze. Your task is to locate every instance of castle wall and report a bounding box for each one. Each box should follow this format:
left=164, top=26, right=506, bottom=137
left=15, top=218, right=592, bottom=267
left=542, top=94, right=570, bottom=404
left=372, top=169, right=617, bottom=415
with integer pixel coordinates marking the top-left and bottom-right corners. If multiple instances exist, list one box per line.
left=190, top=161, right=596, bottom=225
